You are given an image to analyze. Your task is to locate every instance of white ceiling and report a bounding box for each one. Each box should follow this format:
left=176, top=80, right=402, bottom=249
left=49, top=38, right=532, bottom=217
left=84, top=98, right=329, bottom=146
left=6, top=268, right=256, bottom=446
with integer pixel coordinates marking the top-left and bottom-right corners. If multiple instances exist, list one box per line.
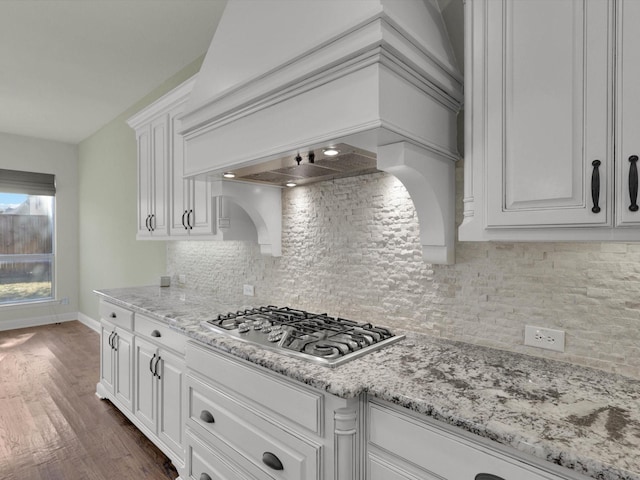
left=0, top=0, right=226, bottom=145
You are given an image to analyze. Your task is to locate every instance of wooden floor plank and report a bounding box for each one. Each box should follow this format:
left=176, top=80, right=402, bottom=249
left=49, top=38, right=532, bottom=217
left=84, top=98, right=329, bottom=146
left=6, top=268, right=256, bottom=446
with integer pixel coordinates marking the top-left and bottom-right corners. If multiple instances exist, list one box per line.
left=0, top=321, right=178, bottom=480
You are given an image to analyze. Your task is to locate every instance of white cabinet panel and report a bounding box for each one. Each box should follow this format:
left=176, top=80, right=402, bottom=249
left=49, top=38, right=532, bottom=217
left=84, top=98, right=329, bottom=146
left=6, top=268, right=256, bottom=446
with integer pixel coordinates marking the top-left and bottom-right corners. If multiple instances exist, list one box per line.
left=485, top=0, right=612, bottom=227
left=114, top=329, right=133, bottom=412
left=616, top=0, right=640, bottom=226
left=99, top=323, right=115, bottom=393
left=158, top=348, right=184, bottom=459
left=134, top=336, right=157, bottom=433
left=367, top=399, right=586, bottom=480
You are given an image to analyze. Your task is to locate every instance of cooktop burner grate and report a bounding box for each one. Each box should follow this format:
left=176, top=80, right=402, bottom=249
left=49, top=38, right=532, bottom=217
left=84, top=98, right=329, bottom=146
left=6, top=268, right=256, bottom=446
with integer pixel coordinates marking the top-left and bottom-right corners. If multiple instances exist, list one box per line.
left=200, top=306, right=404, bottom=367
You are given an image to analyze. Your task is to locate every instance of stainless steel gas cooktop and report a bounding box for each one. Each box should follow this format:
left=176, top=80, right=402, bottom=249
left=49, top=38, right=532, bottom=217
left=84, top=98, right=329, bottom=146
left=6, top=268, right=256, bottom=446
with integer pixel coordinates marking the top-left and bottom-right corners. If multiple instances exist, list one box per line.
left=200, top=306, right=404, bottom=367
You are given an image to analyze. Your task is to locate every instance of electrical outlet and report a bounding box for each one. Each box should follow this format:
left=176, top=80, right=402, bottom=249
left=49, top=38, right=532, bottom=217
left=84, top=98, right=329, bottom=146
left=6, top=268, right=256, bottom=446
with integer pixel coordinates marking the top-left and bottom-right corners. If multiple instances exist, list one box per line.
left=60, top=297, right=69, bottom=305
left=243, top=284, right=255, bottom=296
left=178, top=274, right=186, bottom=285
left=524, top=325, right=565, bottom=352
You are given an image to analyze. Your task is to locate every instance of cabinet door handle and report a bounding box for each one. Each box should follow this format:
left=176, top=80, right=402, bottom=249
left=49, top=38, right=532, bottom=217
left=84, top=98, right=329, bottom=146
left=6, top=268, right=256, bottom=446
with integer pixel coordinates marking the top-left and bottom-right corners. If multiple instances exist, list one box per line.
left=475, top=475, right=505, bottom=480
left=629, top=155, right=639, bottom=212
left=199, top=410, right=215, bottom=424
left=591, top=159, right=601, bottom=213
left=188, top=209, right=194, bottom=229
left=150, top=330, right=161, bottom=338
left=149, top=353, right=156, bottom=376
left=150, top=214, right=155, bottom=232
left=182, top=210, right=188, bottom=229
left=199, top=474, right=212, bottom=480
left=112, top=333, right=118, bottom=352
left=108, top=331, right=115, bottom=349
left=262, top=451, right=284, bottom=471
left=153, top=356, right=161, bottom=380
left=145, top=214, right=151, bottom=231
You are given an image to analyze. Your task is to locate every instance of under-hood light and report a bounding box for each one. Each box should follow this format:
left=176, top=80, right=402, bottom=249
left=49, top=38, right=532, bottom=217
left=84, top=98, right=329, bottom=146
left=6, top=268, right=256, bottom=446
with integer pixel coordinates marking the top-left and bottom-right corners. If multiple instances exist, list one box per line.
left=223, top=172, right=236, bottom=179
left=323, top=148, right=339, bottom=157
left=285, top=181, right=297, bottom=188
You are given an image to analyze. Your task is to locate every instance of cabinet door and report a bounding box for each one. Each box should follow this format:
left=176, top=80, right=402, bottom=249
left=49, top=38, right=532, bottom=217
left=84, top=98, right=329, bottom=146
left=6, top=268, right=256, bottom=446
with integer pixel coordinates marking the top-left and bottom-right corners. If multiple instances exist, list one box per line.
left=157, top=348, right=185, bottom=459
left=149, top=115, right=169, bottom=236
left=137, top=126, right=153, bottom=237
left=114, top=328, right=133, bottom=413
left=134, top=337, right=158, bottom=433
left=169, top=110, right=215, bottom=237
left=484, top=0, right=613, bottom=228
left=169, top=111, right=191, bottom=237
left=616, top=0, right=640, bottom=226
left=100, top=323, right=115, bottom=393
left=188, top=178, right=215, bottom=236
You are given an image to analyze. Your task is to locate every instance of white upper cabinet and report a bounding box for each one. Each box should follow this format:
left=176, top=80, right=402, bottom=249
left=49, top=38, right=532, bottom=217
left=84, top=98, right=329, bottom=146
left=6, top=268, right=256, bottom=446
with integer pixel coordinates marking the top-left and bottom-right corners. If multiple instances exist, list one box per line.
left=616, top=0, right=640, bottom=226
left=129, top=76, right=217, bottom=241
left=461, top=0, right=640, bottom=241
left=136, top=115, right=170, bottom=238
left=168, top=109, right=216, bottom=237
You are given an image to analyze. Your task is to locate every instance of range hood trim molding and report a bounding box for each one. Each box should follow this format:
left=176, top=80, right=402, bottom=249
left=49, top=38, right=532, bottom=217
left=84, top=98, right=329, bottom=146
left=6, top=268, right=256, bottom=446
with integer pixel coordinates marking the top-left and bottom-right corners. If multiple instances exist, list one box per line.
left=180, top=14, right=462, bottom=138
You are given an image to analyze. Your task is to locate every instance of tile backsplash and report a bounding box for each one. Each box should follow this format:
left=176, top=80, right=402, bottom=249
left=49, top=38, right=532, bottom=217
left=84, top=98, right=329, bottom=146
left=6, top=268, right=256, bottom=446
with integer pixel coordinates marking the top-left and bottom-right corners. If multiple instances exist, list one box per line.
left=167, top=171, right=640, bottom=379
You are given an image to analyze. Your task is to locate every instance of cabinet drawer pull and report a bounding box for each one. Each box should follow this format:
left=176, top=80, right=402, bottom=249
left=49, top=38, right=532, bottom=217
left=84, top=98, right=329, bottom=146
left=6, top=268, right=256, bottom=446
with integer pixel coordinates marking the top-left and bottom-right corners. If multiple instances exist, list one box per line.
left=591, top=159, right=601, bottom=213
left=199, top=410, right=215, bottom=424
left=149, top=353, right=156, bottom=376
left=262, top=451, right=284, bottom=471
left=110, top=312, right=117, bottom=318
left=629, top=155, right=639, bottom=212
left=199, top=474, right=212, bottom=480
left=150, top=329, right=161, bottom=338
left=475, top=475, right=505, bottom=480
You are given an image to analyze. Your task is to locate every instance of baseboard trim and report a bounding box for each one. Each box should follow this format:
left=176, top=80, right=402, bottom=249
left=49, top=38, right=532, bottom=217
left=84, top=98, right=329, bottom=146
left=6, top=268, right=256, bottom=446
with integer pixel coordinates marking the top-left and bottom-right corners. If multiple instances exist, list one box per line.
left=0, top=311, right=78, bottom=332
left=78, top=312, right=100, bottom=333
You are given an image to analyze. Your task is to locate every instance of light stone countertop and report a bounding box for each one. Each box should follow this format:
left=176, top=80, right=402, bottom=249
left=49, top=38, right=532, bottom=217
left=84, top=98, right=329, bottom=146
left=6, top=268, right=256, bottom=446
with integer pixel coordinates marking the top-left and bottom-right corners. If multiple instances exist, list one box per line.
left=95, top=285, right=640, bottom=480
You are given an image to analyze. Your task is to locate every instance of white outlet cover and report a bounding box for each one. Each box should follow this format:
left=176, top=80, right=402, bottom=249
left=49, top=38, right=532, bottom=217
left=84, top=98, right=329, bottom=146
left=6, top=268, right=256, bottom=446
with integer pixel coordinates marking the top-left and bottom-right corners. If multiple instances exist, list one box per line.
left=524, top=325, right=565, bottom=353
left=243, top=284, right=255, bottom=296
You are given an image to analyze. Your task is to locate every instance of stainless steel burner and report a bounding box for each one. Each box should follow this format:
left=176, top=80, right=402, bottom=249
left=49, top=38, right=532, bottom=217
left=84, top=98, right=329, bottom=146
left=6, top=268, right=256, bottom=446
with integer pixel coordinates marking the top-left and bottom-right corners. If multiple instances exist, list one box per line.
left=200, top=306, right=404, bottom=367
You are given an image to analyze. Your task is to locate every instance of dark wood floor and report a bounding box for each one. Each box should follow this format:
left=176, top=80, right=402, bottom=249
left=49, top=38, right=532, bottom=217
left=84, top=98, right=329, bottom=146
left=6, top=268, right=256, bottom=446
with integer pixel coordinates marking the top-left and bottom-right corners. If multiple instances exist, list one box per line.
left=0, top=321, right=178, bottom=480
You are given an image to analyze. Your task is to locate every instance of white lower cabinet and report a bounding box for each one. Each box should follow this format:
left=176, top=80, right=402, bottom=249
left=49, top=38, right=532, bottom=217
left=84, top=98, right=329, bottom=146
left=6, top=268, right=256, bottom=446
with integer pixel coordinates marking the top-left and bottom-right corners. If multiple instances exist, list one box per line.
left=184, top=341, right=362, bottom=480
left=97, top=299, right=597, bottom=480
left=366, top=399, right=590, bottom=480
left=97, top=301, right=134, bottom=414
left=134, top=315, right=186, bottom=463
left=97, top=302, right=186, bottom=477
left=99, top=320, right=133, bottom=413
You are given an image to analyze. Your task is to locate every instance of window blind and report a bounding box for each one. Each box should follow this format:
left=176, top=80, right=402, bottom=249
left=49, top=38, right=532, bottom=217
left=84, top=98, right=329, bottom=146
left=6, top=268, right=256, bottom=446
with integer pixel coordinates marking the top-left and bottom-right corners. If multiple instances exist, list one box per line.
left=0, top=168, right=56, bottom=196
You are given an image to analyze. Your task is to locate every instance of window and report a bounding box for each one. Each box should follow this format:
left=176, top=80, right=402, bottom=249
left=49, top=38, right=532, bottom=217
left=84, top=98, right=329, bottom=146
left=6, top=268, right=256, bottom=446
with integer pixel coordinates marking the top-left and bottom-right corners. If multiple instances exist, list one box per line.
left=0, top=169, right=55, bottom=306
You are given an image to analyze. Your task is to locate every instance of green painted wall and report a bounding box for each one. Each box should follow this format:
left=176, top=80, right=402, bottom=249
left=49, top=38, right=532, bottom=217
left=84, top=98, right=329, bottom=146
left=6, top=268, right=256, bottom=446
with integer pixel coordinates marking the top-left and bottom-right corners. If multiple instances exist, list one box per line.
left=77, top=57, right=204, bottom=322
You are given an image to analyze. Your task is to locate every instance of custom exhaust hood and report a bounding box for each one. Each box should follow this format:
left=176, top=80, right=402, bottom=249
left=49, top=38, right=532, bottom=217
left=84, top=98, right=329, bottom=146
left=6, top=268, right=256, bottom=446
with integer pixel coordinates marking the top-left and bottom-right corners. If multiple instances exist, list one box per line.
left=180, top=0, right=463, bottom=264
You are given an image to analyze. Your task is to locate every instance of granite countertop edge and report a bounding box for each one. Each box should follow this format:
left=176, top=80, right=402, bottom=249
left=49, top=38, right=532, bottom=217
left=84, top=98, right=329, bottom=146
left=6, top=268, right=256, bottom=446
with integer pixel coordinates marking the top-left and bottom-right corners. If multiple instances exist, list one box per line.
left=94, top=286, right=640, bottom=480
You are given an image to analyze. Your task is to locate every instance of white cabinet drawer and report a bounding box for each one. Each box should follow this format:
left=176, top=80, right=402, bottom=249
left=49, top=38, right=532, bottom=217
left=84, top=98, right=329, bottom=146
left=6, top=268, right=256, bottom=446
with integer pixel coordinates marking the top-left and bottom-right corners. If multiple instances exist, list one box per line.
left=135, top=314, right=186, bottom=354
left=186, top=429, right=258, bottom=480
left=368, top=401, right=575, bottom=480
left=187, top=374, right=319, bottom=480
left=186, top=341, right=322, bottom=434
left=99, top=300, right=133, bottom=331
